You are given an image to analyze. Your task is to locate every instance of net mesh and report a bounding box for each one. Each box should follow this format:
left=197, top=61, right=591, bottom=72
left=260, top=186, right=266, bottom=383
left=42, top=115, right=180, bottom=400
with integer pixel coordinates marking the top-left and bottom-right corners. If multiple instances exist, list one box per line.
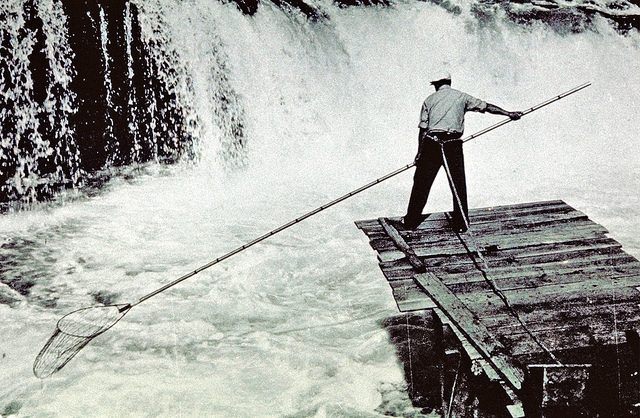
left=33, top=305, right=130, bottom=378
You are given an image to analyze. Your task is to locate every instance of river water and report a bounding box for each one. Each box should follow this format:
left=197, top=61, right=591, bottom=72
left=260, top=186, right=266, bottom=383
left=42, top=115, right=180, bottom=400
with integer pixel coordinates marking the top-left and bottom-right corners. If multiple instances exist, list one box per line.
left=1, top=0, right=640, bottom=416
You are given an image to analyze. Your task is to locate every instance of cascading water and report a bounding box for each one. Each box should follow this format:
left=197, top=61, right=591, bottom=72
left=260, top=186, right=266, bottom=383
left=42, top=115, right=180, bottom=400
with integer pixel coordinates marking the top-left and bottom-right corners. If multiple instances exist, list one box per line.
left=1, top=0, right=248, bottom=207
left=1, top=0, right=77, bottom=204
left=1, top=0, right=640, bottom=416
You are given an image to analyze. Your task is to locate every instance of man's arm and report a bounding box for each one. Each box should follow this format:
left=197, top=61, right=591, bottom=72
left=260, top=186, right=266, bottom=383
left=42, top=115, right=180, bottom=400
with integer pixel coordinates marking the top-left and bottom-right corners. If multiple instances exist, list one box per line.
left=485, top=103, right=522, bottom=120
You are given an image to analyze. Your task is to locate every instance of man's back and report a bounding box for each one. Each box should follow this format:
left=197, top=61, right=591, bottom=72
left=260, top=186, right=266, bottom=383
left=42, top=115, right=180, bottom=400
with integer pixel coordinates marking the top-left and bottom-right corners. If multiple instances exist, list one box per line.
left=419, top=85, right=487, bottom=134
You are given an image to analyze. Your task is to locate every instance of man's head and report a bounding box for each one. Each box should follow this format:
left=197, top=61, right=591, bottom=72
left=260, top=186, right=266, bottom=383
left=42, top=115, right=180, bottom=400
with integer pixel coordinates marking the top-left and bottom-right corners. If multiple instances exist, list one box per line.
left=430, top=71, right=452, bottom=89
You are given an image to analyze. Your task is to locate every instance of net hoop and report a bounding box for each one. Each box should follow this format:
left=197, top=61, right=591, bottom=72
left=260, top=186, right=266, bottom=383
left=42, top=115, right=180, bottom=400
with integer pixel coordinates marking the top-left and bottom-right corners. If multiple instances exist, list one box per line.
left=57, top=304, right=131, bottom=337
left=33, top=304, right=131, bottom=378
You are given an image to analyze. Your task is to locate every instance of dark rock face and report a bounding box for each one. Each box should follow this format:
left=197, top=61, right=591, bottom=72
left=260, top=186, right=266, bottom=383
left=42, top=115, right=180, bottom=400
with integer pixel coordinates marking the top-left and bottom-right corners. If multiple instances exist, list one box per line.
left=1, top=0, right=635, bottom=207
left=336, top=0, right=390, bottom=7
left=61, top=0, right=196, bottom=170
left=1, top=0, right=193, bottom=207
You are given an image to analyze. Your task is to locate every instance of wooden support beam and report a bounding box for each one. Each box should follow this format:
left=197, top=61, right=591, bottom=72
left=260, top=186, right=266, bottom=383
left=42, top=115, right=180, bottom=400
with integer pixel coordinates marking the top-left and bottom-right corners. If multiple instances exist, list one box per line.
left=414, top=272, right=525, bottom=391
left=378, top=217, right=426, bottom=273
left=527, top=364, right=592, bottom=416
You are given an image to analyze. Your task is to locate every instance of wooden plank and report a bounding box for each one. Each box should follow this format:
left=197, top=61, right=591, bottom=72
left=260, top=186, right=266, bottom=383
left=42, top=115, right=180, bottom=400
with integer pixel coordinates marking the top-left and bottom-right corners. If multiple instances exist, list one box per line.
left=483, top=300, right=640, bottom=334
left=357, top=216, right=450, bottom=231
left=369, top=220, right=607, bottom=255
left=497, top=316, right=640, bottom=356
left=354, top=201, right=571, bottom=233
left=435, top=308, right=484, bottom=362
left=368, top=229, right=453, bottom=249
left=458, top=200, right=566, bottom=216
left=440, top=215, right=599, bottom=239
left=432, top=252, right=639, bottom=287
left=398, top=298, right=438, bottom=312
left=476, top=199, right=565, bottom=211
left=372, top=230, right=611, bottom=265
left=379, top=250, right=636, bottom=283
left=421, top=200, right=570, bottom=225
left=428, top=242, right=625, bottom=272
left=378, top=218, right=426, bottom=273
left=379, top=260, right=426, bottom=282
left=456, top=284, right=640, bottom=318
left=361, top=206, right=593, bottom=242
left=461, top=207, right=586, bottom=227
left=376, top=237, right=613, bottom=263
left=468, top=276, right=640, bottom=307
left=388, top=278, right=426, bottom=294
left=471, top=216, right=604, bottom=237
left=506, top=402, right=526, bottom=418
left=388, top=278, right=437, bottom=312
left=434, top=309, right=509, bottom=385
left=426, top=237, right=621, bottom=262
left=377, top=236, right=622, bottom=264
left=435, top=307, right=521, bottom=411
left=443, top=259, right=640, bottom=295
left=414, top=272, right=525, bottom=391
left=365, top=220, right=606, bottom=257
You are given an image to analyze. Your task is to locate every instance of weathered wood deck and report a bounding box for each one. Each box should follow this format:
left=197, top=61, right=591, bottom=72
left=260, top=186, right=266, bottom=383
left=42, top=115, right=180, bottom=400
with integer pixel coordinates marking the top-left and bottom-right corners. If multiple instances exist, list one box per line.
left=356, top=200, right=640, bottom=415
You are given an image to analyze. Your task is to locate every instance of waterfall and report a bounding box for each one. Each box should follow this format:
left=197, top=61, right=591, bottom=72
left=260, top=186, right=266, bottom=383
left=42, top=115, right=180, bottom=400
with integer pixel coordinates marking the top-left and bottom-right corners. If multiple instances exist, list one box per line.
left=2, top=0, right=638, bottom=208
left=0, top=0, right=248, bottom=208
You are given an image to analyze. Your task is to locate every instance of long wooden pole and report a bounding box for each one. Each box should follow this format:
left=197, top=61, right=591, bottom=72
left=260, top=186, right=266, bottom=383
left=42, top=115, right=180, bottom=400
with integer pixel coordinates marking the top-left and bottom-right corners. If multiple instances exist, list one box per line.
left=463, top=82, right=591, bottom=143
left=132, top=82, right=591, bottom=307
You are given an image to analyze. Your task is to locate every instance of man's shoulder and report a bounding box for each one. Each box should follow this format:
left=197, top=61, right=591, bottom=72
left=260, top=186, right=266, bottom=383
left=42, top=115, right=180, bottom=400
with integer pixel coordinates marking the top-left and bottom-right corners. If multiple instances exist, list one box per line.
left=444, top=87, right=468, bottom=97
left=425, top=86, right=465, bottom=102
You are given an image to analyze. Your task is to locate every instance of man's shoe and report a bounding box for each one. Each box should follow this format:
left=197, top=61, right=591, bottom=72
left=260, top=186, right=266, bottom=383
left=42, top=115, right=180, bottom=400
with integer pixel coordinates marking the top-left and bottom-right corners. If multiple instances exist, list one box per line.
left=401, top=218, right=420, bottom=230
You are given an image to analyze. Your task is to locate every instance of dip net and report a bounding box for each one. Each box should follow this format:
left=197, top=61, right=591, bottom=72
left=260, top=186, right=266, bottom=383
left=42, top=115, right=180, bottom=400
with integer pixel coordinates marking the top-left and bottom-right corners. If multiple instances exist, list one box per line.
left=33, top=305, right=131, bottom=378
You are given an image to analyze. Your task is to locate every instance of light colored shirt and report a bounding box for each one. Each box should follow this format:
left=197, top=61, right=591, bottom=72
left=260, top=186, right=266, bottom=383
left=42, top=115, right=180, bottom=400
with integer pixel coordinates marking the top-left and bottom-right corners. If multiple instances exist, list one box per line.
left=418, top=85, right=487, bottom=134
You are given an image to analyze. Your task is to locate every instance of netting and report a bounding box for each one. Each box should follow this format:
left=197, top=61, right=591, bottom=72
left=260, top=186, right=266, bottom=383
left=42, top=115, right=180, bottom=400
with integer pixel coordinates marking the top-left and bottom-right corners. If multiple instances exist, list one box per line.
left=33, top=305, right=130, bottom=378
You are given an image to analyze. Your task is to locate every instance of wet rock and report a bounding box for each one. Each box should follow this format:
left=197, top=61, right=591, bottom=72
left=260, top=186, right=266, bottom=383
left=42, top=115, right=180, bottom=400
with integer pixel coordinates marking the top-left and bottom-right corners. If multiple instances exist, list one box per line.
left=0, top=284, right=24, bottom=307
left=230, top=0, right=260, bottom=15
left=2, top=401, right=23, bottom=417
left=90, top=290, right=120, bottom=305
left=1, top=0, right=193, bottom=206
left=422, top=0, right=462, bottom=14
left=271, top=0, right=328, bottom=20
left=334, top=0, right=391, bottom=8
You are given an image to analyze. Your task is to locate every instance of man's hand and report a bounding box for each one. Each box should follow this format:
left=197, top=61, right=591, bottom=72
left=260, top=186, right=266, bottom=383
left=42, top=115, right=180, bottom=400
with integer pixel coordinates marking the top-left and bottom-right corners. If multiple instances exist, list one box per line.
left=508, top=111, right=523, bottom=120
left=415, top=129, right=428, bottom=163
left=486, top=104, right=523, bottom=120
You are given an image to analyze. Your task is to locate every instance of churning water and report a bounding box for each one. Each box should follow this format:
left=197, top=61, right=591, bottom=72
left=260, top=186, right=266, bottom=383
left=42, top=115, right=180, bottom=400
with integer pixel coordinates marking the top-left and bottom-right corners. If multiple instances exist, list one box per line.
left=1, top=0, right=640, bottom=416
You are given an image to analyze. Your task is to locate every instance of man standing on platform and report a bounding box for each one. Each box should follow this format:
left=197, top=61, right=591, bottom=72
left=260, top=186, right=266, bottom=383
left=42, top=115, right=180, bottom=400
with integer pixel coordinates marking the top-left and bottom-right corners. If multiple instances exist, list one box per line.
left=403, top=71, right=523, bottom=232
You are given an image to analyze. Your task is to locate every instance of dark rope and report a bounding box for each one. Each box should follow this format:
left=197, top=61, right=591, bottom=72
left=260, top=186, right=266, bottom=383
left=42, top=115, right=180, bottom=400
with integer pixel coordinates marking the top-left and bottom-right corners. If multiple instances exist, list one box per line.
left=439, top=142, right=562, bottom=365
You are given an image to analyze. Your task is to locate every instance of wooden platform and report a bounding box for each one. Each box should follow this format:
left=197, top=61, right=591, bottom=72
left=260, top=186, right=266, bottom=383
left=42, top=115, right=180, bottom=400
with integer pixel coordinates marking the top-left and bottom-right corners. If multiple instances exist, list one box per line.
left=356, top=200, right=640, bottom=414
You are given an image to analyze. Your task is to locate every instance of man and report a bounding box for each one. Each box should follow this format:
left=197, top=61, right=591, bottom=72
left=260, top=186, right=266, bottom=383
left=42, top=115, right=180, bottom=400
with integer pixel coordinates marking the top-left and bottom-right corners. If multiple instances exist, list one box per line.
left=403, top=71, right=522, bottom=232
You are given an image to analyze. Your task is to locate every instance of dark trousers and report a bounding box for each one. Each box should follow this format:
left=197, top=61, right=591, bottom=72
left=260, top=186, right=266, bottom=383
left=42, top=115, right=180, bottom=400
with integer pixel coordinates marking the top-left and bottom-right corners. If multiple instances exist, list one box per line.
left=404, top=134, right=468, bottom=229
